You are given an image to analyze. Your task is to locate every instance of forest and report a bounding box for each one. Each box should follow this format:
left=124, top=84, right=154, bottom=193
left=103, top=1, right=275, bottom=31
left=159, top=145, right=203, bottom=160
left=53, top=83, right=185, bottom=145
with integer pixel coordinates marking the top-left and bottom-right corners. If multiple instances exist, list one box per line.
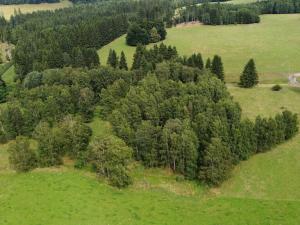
left=1, top=43, right=298, bottom=187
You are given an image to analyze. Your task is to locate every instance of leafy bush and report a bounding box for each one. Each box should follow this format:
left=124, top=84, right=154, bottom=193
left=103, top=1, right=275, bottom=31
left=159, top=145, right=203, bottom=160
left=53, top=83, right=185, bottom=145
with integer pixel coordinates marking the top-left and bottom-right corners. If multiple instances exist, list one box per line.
left=8, top=136, right=37, bottom=172
left=271, top=84, right=282, bottom=91
left=89, top=136, right=133, bottom=188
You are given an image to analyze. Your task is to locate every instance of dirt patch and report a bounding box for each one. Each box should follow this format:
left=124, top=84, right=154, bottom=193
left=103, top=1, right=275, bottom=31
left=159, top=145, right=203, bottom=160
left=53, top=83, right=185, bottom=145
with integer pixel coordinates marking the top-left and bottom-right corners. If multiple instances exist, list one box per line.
left=288, top=73, right=300, bottom=87
left=176, top=21, right=202, bottom=28
left=0, top=42, right=14, bottom=63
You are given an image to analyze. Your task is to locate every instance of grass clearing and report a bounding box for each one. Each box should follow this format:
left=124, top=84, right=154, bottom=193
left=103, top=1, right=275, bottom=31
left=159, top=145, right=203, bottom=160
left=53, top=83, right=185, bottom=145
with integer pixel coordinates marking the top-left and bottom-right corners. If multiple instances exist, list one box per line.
left=98, top=14, right=300, bottom=83
left=0, top=0, right=72, bottom=20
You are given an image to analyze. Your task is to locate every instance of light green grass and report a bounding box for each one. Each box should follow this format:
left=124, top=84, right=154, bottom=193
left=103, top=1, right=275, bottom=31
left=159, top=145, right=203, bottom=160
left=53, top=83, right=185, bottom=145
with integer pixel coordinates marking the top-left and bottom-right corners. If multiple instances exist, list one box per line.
left=0, top=0, right=72, bottom=20
left=98, top=14, right=300, bottom=83
left=1, top=65, right=15, bottom=85
left=1, top=86, right=300, bottom=224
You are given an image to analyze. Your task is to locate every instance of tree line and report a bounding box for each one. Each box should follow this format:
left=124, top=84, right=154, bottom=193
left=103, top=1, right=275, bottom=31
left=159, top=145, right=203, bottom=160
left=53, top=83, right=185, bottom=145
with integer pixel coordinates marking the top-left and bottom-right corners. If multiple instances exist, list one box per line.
left=0, top=0, right=58, bottom=4
left=175, top=0, right=300, bottom=25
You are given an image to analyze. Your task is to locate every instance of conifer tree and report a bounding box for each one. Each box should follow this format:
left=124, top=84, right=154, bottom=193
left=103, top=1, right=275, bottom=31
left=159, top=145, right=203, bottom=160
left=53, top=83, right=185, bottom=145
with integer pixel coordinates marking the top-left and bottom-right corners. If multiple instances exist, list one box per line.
left=119, top=51, right=128, bottom=70
left=211, top=55, right=224, bottom=81
left=239, top=59, right=258, bottom=88
left=107, top=49, right=118, bottom=68
left=132, top=45, right=145, bottom=70
left=205, top=58, right=211, bottom=69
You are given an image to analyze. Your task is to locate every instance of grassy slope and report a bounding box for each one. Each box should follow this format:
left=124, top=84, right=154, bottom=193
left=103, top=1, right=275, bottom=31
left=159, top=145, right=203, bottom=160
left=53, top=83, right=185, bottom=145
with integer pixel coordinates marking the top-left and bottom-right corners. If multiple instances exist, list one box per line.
left=0, top=0, right=72, bottom=20
left=98, top=14, right=300, bottom=83
left=1, top=86, right=300, bottom=224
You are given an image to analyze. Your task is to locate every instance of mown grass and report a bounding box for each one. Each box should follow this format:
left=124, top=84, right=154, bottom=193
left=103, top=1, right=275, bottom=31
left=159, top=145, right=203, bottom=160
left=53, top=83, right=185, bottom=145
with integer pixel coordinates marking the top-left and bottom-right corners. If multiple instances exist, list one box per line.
left=98, top=14, right=300, bottom=83
left=0, top=0, right=72, bottom=20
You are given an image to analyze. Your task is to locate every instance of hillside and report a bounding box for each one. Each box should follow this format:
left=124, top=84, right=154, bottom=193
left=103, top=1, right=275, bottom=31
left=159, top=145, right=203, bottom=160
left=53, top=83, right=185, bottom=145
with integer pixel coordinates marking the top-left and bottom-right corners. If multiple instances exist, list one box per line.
left=98, top=14, right=300, bottom=83
left=1, top=84, right=300, bottom=224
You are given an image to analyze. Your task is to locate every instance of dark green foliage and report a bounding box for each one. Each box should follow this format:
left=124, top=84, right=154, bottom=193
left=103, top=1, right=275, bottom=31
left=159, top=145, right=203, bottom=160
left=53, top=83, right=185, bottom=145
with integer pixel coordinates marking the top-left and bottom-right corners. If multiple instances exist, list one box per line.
left=23, top=71, right=43, bottom=89
left=119, top=51, right=128, bottom=71
left=239, top=59, right=258, bottom=88
left=0, top=78, right=7, bottom=103
left=107, top=49, right=118, bottom=68
left=199, top=138, right=233, bottom=186
left=8, top=136, right=37, bottom=172
left=282, top=110, right=298, bottom=140
left=272, top=84, right=282, bottom=91
left=89, top=136, right=133, bottom=188
left=211, top=55, right=224, bottom=81
left=34, top=122, right=64, bottom=167
left=0, top=0, right=58, bottom=4
left=184, top=53, right=204, bottom=70
left=34, top=116, right=92, bottom=167
left=126, top=20, right=167, bottom=46
left=126, top=23, right=149, bottom=46
left=205, top=58, right=211, bottom=69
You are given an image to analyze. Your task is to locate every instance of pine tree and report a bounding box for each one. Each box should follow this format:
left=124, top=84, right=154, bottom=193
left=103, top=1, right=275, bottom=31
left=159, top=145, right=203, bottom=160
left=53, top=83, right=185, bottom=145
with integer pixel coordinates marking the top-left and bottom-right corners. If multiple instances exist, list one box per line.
left=205, top=58, right=211, bottom=69
left=132, top=45, right=145, bottom=70
left=119, top=51, right=128, bottom=70
left=239, top=59, right=258, bottom=88
left=194, top=53, right=204, bottom=70
left=149, top=27, right=161, bottom=43
left=107, top=49, right=118, bottom=68
left=211, top=55, right=224, bottom=81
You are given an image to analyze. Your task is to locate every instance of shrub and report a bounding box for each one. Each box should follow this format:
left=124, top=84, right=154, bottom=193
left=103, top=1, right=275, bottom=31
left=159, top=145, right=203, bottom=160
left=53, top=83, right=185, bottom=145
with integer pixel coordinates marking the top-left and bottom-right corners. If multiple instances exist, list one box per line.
left=89, top=136, right=133, bottom=188
left=8, top=136, right=37, bottom=172
left=271, top=84, right=282, bottom=91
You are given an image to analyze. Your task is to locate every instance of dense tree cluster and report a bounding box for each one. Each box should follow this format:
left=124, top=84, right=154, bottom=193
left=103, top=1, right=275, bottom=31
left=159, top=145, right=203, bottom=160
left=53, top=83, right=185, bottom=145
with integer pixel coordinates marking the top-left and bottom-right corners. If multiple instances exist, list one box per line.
left=126, top=20, right=167, bottom=46
left=258, top=0, right=300, bottom=14
left=99, top=62, right=298, bottom=186
left=0, top=0, right=58, bottom=4
left=176, top=3, right=260, bottom=25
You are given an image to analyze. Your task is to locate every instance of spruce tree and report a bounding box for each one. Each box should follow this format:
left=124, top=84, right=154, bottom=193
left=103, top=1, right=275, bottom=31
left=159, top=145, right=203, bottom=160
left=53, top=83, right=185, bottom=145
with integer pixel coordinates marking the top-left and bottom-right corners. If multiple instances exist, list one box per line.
left=211, top=55, right=224, bottom=81
left=119, top=51, right=128, bottom=70
left=239, top=59, right=258, bottom=88
left=205, top=58, right=211, bottom=69
left=107, top=49, right=118, bottom=68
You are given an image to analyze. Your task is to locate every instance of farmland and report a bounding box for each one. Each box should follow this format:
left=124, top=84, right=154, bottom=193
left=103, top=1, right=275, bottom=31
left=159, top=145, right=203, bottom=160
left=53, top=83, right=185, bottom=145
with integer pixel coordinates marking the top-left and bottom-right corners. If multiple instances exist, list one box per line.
left=99, top=14, right=300, bottom=83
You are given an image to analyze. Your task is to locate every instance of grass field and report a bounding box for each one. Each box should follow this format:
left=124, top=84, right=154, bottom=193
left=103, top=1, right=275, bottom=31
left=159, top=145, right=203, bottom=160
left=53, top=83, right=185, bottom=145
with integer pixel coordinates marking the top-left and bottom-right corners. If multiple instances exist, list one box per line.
left=0, top=0, right=72, bottom=20
left=1, top=85, right=300, bottom=224
left=98, top=14, right=300, bottom=83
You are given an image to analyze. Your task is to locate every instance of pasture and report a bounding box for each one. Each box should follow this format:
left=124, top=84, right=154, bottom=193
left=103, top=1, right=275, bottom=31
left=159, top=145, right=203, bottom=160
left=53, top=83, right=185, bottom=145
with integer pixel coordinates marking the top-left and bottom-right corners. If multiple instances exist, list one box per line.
left=1, top=85, right=300, bottom=224
left=98, top=14, right=300, bottom=83
left=0, top=0, right=72, bottom=20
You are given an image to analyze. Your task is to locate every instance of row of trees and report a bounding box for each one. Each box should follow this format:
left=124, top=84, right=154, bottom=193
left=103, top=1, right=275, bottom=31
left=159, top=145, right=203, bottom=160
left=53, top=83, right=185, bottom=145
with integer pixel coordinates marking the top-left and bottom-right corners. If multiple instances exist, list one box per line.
left=176, top=3, right=260, bottom=25
left=0, top=0, right=58, bottom=4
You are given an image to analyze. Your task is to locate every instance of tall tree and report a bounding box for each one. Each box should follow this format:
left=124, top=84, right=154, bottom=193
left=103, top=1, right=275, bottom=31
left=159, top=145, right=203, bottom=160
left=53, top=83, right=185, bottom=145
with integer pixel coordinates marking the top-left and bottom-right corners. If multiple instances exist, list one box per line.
left=205, top=58, right=211, bottom=69
left=119, top=51, right=128, bottom=70
left=211, top=55, right=224, bottom=81
left=107, top=49, right=118, bottom=68
left=239, top=59, right=258, bottom=88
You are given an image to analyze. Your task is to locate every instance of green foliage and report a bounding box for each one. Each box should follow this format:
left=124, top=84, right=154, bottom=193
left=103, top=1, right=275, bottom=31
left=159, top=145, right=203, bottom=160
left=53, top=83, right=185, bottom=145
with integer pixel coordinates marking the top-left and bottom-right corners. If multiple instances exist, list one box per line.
left=205, top=58, right=211, bottom=69
left=149, top=27, right=161, bottom=43
left=211, top=55, right=224, bottom=81
left=199, top=138, right=233, bottom=186
left=23, top=71, right=43, bottom=89
left=89, top=136, right=133, bottom=188
left=126, top=23, right=149, bottom=46
left=239, top=59, right=258, bottom=88
left=107, top=49, right=118, bottom=68
left=272, top=84, right=282, bottom=91
left=119, top=51, right=128, bottom=70
left=8, top=136, right=37, bottom=172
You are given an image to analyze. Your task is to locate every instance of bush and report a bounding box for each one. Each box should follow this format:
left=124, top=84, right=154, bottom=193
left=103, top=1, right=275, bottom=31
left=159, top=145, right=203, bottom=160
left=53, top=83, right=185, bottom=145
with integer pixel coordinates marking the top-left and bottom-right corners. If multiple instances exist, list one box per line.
left=8, top=136, right=37, bottom=172
left=271, top=84, right=282, bottom=91
left=89, top=136, right=133, bottom=188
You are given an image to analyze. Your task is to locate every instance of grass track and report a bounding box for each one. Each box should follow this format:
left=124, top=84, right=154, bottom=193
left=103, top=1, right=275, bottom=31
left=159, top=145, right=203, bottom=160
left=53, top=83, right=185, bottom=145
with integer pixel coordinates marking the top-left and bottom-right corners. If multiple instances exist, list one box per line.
left=98, top=14, right=300, bottom=83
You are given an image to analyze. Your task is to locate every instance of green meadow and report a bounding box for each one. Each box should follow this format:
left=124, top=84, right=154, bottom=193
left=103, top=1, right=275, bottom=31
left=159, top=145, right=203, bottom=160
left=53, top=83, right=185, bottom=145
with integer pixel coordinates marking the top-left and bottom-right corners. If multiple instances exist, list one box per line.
left=0, top=0, right=72, bottom=20
left=98, top=14, right=300, bottom=83
left=1, top=85, right=300, bottom=224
